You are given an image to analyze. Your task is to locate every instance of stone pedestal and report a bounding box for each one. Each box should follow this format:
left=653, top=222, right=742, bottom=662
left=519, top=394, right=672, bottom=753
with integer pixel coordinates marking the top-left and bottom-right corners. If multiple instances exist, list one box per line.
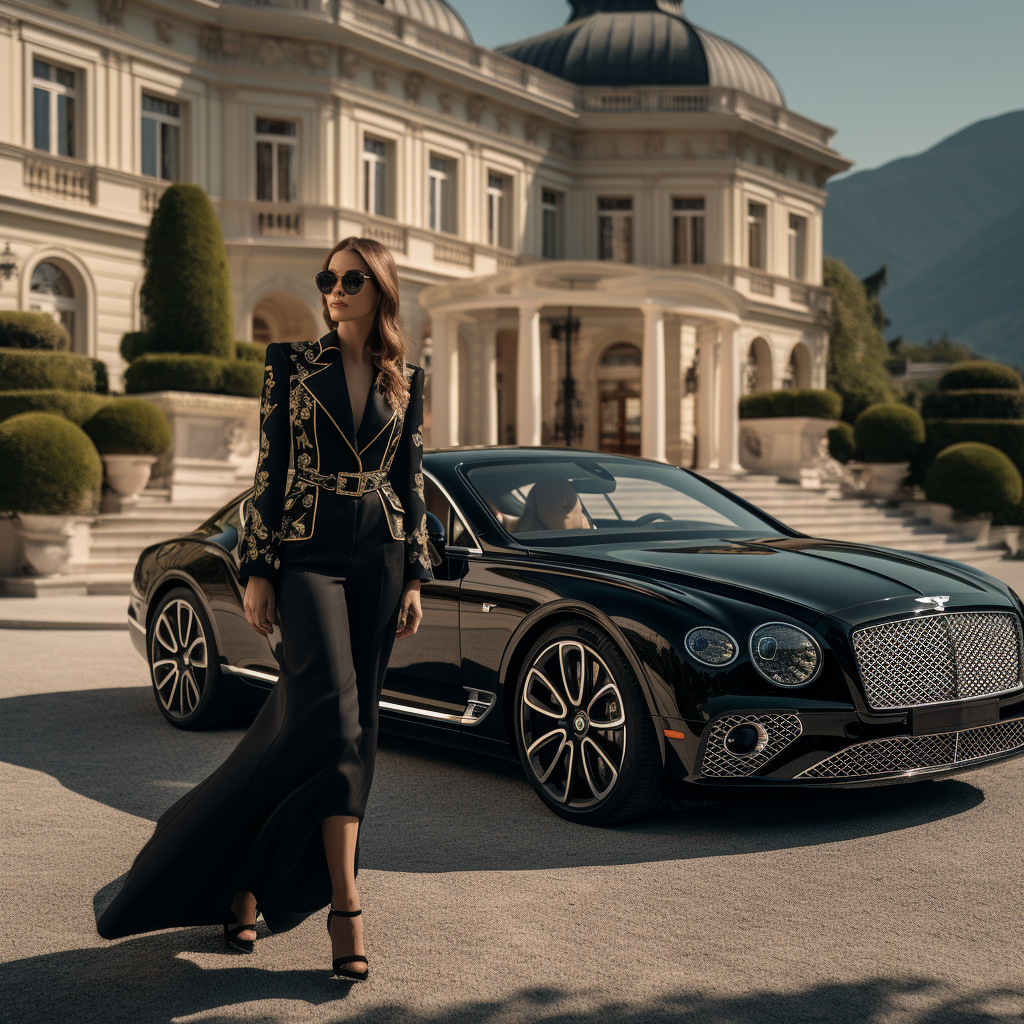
left=131, top=391, right=260, bottom=504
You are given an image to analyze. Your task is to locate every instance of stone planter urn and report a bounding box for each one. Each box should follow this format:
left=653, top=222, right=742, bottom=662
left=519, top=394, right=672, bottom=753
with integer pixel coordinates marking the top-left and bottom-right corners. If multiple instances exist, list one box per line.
left=738, top=416, right=836, bottom=483
left=988, top=525, right=1021, bottom=556
left=102, top=453, right=159, bottom=500
left=14, top=512, right=76, bottom=575
left=857, top=461, right=911, bottom=501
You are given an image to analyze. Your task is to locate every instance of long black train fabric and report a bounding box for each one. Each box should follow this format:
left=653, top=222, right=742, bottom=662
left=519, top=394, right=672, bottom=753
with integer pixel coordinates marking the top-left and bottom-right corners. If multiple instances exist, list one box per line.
left=97, top=333, right=432, bottom=939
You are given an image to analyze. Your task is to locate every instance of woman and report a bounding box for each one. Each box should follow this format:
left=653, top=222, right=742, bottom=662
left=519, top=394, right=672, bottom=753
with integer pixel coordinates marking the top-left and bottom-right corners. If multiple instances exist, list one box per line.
left=96, top=237, right=433, bottom=982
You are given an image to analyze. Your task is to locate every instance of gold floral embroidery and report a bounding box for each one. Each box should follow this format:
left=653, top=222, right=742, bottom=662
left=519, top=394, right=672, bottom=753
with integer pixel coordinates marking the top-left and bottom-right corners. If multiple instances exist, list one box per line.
left=407, top=512, right=430, bottom=569
left=412, top=426, right=423, bottom=448
left=414, top=471, right=424, bottom=500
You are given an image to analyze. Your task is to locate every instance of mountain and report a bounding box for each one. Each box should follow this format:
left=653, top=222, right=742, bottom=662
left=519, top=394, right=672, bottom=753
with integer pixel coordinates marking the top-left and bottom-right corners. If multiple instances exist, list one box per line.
left=823, top=110, right=1024, bottom=361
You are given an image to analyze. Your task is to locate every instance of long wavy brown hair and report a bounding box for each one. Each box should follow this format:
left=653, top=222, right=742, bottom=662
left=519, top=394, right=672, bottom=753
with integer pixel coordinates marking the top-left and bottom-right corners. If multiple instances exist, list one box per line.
left=319, top=236, right=409, bottom=412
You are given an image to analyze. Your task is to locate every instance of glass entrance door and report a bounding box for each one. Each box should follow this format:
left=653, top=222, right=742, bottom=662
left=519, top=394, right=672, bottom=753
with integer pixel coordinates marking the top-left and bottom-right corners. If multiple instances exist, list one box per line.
left=599, top=379, right=641, bottom=455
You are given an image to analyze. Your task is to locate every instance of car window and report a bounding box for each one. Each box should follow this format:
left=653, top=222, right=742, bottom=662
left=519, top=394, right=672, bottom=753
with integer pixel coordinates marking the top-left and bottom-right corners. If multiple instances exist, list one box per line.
left=204, top=496, right=244, bottom=552
left=464, top=456, right=773, bottom=542
left=424, top=475, right=472, bottom=547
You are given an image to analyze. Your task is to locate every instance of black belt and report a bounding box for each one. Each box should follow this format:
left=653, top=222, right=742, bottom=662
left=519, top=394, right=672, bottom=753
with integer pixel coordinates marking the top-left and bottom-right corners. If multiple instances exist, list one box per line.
left=294, top=467, right=389, bottom=496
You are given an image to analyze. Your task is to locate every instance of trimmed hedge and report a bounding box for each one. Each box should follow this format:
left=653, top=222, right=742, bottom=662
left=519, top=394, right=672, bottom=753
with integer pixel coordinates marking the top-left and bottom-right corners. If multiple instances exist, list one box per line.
left=235, top=340, right=266, bottom=363
left=915, top=419, right=1024, bottom=482
left=939, top=360, right=1022, bottom=391
left=0, top=412, right=102, bottom=515
left=82, top=398, right=171, bottom=455
left=0, top=312, right=70, bottom=350
left=924, top=442, right=1023, bottom=516
left=0, top=389, right=111, bottom=425
left=828, top=421, right=855, bottom=463
left=120, top=331, right=150, bottom=364
left=738, top=388, right=842, bottom=420
left=124, top=353, right=262, bottom=398
left=0, top=348, right=100, bottom=392
left=141, top=183, right=234, bottom=359
left=921, top=388, right=1024, bottom=420
left=853, top=403, right=925, bottom=462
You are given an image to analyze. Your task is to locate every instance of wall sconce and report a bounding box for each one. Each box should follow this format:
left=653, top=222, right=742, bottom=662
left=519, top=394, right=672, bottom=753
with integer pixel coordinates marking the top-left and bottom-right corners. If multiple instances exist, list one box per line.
left=0, top=242, right=18, bottom=281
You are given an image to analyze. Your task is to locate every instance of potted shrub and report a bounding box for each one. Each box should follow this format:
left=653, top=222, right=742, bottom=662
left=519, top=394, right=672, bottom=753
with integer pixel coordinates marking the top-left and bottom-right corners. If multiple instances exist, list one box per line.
left=923, top=442, right=1023, bottom=547
left=851, top=403, right=925, bottom=500
left=82, top=399, right=172, bottom=509
left=0, top=412, right=102, bottom=576
left=737, top=388, right=842, bottom=483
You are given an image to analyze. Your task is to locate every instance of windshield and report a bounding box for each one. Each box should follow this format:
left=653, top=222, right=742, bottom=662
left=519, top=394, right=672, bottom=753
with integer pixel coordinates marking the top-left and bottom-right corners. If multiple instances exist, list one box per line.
left=464, top=456, right=778, bottom=545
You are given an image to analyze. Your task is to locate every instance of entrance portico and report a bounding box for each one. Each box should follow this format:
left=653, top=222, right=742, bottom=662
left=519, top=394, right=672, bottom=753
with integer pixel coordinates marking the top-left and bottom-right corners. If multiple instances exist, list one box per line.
left=419, top=261, right=758, bottom=470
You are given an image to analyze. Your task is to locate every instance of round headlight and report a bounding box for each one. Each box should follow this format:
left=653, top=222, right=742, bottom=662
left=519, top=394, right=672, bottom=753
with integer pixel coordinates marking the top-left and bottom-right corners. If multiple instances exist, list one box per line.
left=684, top=626, right=739, bottom=666
left=748, top=622, right=822, bottom=687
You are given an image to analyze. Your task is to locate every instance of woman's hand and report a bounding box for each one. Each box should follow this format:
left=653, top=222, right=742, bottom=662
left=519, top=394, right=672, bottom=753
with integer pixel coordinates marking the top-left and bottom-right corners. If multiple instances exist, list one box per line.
left=395, top=580, right=422, bottom=639
left=243, top=577, right=278, bottom=637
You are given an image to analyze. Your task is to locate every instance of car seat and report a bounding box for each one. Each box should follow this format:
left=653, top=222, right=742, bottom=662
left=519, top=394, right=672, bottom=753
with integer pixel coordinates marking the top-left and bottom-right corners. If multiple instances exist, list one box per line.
left=514, top=477, right=593, bottom=532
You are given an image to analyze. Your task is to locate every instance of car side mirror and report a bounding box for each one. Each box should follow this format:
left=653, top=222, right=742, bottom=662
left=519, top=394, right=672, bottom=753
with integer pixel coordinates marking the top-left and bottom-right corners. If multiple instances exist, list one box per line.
left=425, top=511, right=446, bottom=567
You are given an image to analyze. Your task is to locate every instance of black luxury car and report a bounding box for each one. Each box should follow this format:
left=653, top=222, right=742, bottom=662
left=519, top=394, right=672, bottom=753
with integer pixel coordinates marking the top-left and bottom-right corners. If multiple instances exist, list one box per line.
left=128, top=447, right=1024, bottom=824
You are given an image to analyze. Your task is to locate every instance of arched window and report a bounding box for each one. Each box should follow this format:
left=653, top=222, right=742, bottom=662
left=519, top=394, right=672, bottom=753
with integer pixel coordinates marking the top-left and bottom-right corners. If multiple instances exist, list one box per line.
left=745, top=337, right=772, bottom=394
left=597, top=343, right=641, bottom=455
left=785, top=343, right=811, bottom=390
left=29, top=261, right=76, bottom=346
left=252, top=315, right=272, bottom=345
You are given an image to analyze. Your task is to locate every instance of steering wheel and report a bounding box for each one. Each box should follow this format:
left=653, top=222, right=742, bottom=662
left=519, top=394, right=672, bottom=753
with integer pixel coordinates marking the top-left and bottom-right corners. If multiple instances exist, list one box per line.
left=633, top=512, right=673, bottom=525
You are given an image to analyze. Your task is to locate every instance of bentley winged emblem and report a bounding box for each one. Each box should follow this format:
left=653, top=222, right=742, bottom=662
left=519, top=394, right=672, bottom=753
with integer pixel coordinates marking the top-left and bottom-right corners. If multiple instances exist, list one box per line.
left=915, top=595, right=950, bottom=612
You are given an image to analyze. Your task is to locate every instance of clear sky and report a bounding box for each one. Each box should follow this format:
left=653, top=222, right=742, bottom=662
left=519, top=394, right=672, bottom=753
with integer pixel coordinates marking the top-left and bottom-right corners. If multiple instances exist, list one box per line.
left=452, top=0, right=1024, bottom=176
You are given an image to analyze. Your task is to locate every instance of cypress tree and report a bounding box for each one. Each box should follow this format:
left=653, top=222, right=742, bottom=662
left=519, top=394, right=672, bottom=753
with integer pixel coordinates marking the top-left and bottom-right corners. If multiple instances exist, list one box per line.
left=140, top=183, right=234, bottom=358
left=823, top=257, right=895, bottom=423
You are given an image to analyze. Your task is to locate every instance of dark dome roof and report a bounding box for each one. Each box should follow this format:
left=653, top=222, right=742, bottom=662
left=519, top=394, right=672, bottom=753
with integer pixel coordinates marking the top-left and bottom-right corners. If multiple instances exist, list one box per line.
left=496, top=0, right=783, bottom=106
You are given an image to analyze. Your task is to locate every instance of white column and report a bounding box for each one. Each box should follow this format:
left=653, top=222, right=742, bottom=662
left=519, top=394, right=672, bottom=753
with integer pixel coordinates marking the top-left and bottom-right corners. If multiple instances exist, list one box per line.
left=641, top=306, right=666, bottom=462
left=516, top=304, right=542, bottom=446
left=695, top=325, right=717, bottom=469
left=717, top=323, right=742, bottom=472
left=430, top=313, right=459, bottom=447
left=480, top=318, right=499, bottom=445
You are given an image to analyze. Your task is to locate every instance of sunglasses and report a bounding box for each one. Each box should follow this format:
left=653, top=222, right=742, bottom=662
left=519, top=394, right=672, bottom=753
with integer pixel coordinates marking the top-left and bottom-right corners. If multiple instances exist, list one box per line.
left=314, top=269, right=376, bottom=295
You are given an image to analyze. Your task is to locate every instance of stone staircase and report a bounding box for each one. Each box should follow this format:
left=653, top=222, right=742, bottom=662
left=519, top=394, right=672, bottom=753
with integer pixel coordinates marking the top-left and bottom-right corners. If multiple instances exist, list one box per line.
left=695, top=470, right=1008, bottom=568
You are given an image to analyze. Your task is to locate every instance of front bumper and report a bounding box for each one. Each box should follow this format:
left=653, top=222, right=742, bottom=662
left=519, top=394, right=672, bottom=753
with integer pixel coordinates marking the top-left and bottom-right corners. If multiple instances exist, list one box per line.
left=684, top=707, right=1024, bottom=788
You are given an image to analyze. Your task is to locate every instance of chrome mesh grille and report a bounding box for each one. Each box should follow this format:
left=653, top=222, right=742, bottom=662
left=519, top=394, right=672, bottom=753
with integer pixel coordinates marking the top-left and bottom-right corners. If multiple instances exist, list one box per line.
left=851, top=612, right=1022, bottom=710
left=796, top=716, right=1024, bottom=779
left=699, top=713, right=802, bottom=778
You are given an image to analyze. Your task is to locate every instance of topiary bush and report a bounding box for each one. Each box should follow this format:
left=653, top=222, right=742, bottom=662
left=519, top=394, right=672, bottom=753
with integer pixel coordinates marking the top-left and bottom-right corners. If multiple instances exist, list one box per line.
left=0, top=311, right=71, bottom=350
left=123, top=353, right=261, bottom=398
left=938, top=360, right=1022, bottom=392
left=854, top=403, right=926, bottom=462
left=921, top=389, right=1024, bottom=419
left=828, top=421, right=855, bottom=463
left=82, top=399, right=172, bottom=456
left=924, top=442, right=1023, bottom=517
left=120, top=331, right=150, bottom=364
left=235, top=340, right=266, bottom=363
left=141, top=183, right=234, bottom=359
left=0, top=349, right=100, bottom=392
left=738, top=388, right=842, bottom=420
left=0, top=389, right=111, bottom=425
left=91, top=357, right=109, bottom=395
left=0, top=412, right=102, bottom=515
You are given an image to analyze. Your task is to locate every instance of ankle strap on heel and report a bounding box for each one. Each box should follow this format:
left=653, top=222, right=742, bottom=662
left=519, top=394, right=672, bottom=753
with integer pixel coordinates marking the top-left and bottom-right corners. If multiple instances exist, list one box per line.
left=329, top=907, right=362, bottom=917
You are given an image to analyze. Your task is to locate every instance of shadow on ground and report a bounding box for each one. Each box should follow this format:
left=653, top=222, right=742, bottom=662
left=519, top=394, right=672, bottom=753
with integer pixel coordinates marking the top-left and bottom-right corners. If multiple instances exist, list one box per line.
left=0, top=940, right=1020, bottom=1024
left=1, top=687, right=985, bottom=874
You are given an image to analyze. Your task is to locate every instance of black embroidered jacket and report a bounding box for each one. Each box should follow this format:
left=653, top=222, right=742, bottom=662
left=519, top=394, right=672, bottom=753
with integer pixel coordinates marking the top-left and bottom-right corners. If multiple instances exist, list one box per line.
left=237, top=330, right=432, bottom=586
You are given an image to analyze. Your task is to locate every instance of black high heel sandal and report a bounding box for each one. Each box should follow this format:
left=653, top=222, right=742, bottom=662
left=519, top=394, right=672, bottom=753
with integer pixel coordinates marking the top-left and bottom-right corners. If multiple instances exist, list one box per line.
left=224, top=907, right=259, bottom=954
left=326, top=907, right=369, bottom=981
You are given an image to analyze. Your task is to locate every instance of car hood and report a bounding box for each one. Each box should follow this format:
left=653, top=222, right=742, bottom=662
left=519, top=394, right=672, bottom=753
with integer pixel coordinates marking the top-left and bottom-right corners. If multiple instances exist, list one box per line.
left=527, top=535, right=1015, bottom=625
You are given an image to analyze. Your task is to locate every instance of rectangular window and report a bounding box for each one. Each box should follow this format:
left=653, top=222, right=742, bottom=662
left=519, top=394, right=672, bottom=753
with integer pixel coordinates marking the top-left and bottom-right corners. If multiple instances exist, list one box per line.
left=542, top=188, right=562, bottom=259
left=362, top=136, right=388, bottom=216
left=428, top=153, right=456, bottom=234
left=32, top=59, right=77, bottom=157
left=141, top=94, right=181, bottom=181
left=486, top=172, right=509, bottom=248
left=788, top=213, right=807, bottom=280
left=747, top=201, right=767, bottom=270
left=255, top=118, right=297, bottom=203
left=598, top=197, right=633, bottom=262
left=672, top=197, right=705, bottom=265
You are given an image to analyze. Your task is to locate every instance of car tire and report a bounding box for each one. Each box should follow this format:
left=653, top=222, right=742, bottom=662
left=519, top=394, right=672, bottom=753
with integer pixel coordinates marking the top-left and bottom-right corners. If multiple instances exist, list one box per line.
left=147, top=586, right=240, bottom=730
left=513, top=619, right=666, bottom=825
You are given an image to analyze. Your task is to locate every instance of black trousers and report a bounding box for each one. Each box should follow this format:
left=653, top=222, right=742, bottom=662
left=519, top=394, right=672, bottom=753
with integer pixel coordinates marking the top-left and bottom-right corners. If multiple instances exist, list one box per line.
left=97, top=540, right=405, bottom=939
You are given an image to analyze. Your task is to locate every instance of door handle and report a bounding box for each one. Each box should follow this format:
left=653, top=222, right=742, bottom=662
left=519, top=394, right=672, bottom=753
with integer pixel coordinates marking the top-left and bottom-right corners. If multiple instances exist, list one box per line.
left=481, top=602, right=497, bottom=613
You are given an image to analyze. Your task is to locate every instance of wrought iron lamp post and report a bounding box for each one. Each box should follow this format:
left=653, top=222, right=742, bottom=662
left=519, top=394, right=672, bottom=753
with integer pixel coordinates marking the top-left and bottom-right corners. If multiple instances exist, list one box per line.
left=545, top=307, right=584, bottom=447
left=0, top=242, right=18, bottom=282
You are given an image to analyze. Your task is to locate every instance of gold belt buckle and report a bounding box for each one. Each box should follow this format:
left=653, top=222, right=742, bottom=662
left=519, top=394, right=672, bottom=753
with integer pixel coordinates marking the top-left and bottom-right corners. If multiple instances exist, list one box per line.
left=354, top=474, right=366, bottom=496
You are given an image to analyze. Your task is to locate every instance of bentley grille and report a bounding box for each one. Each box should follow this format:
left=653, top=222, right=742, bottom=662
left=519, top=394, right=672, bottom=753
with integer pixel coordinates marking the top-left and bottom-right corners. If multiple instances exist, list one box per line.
left=796, top=715, right=1024, bottom=779
left=850, top=611, right=1023, bottom=710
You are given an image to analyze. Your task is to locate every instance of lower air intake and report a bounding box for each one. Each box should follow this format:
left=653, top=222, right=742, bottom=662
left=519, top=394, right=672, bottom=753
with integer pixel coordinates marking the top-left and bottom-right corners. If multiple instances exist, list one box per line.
left=699, top=713, right=803, bottom=778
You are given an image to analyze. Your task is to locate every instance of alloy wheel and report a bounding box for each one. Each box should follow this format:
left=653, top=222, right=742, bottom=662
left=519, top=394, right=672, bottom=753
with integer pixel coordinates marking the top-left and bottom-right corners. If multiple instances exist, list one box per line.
left=519, top=639, right=628, bottom=810
left=150, top=599, right=209, bottom=719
